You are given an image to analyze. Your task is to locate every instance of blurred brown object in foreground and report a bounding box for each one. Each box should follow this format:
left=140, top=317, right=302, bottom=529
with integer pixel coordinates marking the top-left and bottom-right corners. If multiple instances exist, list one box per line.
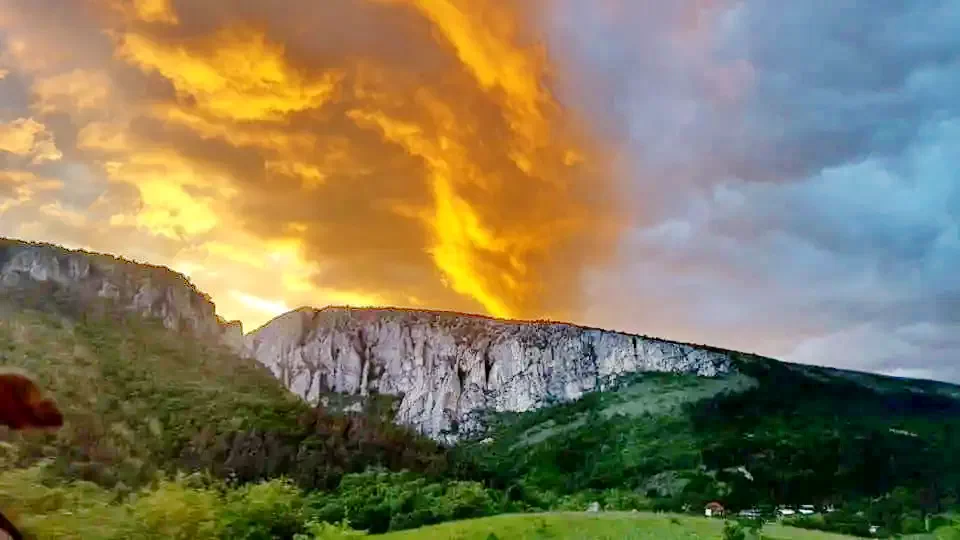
left=0, top=370, right=63, bottom=431
left=0, top=369, right=64, bottom=540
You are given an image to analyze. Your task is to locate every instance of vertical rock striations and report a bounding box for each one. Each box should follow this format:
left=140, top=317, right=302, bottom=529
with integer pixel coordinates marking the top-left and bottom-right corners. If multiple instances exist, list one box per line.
left=0, top=238, right=243, bottom=347
left=244, top=307, right=735, bottom=440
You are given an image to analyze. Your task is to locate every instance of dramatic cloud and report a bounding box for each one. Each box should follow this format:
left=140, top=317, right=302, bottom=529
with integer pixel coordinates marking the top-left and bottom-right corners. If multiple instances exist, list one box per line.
left=0, top=0, right=621, bottom=329
left=1, top=0, right=957, bottom=382
left=551, top=0, right=960, bottom=381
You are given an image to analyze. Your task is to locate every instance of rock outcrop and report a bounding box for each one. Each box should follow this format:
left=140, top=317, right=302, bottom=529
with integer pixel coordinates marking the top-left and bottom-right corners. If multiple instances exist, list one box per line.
left=244, top=307, right=736, bottom=440
left=0, top=238, right=242, bottom=347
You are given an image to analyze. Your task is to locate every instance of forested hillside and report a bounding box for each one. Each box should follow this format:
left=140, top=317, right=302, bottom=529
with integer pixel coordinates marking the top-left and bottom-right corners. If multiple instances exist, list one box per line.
left=451, top=357, right=960, bottom=537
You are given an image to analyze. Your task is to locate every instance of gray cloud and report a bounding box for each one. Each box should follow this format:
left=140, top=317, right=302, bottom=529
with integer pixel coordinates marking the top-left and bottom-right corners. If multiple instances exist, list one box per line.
left=555, top=1, right=960, bottom=382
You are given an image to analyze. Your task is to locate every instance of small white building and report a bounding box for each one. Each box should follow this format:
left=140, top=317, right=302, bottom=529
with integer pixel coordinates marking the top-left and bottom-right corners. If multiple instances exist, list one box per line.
left=738, top=508, right=761, bottom=519
left=704, top=502, right=725, bottom=518
left=777, top=508, right=796, bottom=518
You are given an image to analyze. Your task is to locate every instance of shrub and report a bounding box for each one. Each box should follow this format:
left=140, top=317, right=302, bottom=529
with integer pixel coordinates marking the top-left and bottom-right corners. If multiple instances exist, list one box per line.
left=307, top=470, right=499, bottom=534
left=722, top=521, right=746, bottom=540
left=295, top=518, right=368, bottom=539
left=218, top=478, right=310, bottom=540
left=125, top=475, right=223, bottom=539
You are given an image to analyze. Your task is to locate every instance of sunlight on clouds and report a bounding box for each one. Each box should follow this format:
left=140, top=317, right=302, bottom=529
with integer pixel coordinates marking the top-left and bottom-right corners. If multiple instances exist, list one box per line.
left=203, top=241, right=268, bottom=269
left=346, top=106, right=519, bottom=318
left=398, top=0, right=560, bottom=175
left=38, top=201, right=88, bottom=228
left=153, top=106, right=319, bottom=154
left=0, top=171, right=63, bottom=212
left=164, top=232, right=387, bottom=329
left=76, top=121, right=130, bottom=152
left=1, top=0, right=619, bottom=332
left=348, top=96, right=575, bottom=319
left=99, top=149, right=235, bottom=239
left=116, top=26, right=342, bottom=121
left=31, top=69, right=112, bottom=114
left=110, top=0, right=180, bottom=24
left=230, top=290, right=292, bottom=319
left=264, top=160, right=326, bottom=189
left=0, top=118, right=62, bottom=163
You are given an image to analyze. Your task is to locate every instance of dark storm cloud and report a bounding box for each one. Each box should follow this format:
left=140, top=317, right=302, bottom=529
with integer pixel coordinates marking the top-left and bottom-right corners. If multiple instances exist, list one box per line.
left=550, top=0, right=960, bottom=382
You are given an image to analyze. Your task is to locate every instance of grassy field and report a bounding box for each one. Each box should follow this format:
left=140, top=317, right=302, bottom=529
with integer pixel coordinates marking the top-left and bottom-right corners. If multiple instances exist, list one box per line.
left=372, top=512, right=859, bottom=539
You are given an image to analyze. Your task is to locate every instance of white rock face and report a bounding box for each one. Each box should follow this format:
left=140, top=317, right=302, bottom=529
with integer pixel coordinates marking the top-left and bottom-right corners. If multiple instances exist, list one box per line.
left=0, top=239, right=243, bottom=348
left=245, top=307, right=736, bottom=440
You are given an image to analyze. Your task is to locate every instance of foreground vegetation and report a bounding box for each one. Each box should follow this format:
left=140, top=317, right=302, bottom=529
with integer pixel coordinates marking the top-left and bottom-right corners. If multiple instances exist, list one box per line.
left=0, top=461, right=868, bottom=540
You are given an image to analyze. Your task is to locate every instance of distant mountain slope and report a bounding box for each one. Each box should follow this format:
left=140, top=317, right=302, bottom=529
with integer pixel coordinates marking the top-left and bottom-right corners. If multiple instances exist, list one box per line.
left=451, top=355, right=960, bottom=516
left=0, top=237, right=243, bottom=348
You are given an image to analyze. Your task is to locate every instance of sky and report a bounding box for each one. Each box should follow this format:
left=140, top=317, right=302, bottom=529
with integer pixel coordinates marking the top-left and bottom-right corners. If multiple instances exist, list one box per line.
left=0, top=0, right=958, bottom=383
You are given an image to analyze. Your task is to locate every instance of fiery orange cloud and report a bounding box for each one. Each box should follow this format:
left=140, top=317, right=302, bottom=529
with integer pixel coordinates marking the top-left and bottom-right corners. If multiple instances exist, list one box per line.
left=0, top=0, right=624, bottom=329
left=115, top=26, right=342, bottom=122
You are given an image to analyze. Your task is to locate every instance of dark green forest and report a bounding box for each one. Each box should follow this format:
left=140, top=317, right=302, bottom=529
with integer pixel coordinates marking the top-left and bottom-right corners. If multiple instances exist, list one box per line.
left=449, top=360, right=960, bottom=537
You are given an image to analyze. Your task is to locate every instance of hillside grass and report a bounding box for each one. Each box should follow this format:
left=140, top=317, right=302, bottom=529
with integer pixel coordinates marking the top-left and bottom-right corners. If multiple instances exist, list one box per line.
left=373, top=512, right=858, bottom=539
left=0, top=303, right=303, bottom=487
left=0, top=293, right=448, bottom=494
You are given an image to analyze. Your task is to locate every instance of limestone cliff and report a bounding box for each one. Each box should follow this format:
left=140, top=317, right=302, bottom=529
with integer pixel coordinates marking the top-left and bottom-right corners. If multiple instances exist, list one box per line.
left=0, top=238, right=242, bottom=347
left=244, top=307, right=736, bottom=440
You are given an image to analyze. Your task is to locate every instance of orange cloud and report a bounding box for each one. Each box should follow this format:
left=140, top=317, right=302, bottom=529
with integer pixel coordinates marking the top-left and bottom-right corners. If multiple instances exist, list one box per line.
left=0, top=118, right=62, bottom=163
left=0, top=0, right=624, bottom=331
left=0, top=171, right=63, bottom=213
left=111, top=0, right=180, bottom=24
left=116, top=26, right=342, bottom=121
left=31, top=69, right=112, bottom=114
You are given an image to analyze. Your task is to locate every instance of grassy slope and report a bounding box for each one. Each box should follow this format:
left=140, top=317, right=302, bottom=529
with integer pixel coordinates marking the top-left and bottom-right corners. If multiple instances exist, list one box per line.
left=374, top=512, right=857, bottom=539
left=0, top=285, right=446, bottom=492
left=0, top=296, right=296, bottom=485
left=452, top=355, right=960, bottom=515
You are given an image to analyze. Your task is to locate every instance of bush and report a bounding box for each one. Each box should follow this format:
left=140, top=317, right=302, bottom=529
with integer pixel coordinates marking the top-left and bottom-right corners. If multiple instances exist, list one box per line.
left=307, top=470, right=499, bottom=534
left=125, top=475, right=223, bottom=539
left=722, top=521, right=746, bottom=540
left=295, top=519, right=368, bottom=539
left=218, top=478, right=310, bottom=539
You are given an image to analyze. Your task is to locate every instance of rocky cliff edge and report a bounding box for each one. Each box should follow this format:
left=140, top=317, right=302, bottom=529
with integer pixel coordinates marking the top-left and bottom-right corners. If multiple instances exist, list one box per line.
left=0, top=238, right=244, bottom=349
left=244, top=307, right=736, bottom=440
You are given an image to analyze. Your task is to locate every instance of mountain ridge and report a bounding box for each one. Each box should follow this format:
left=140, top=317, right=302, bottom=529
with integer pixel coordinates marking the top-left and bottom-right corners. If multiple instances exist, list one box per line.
left=5, top=236, right=960, bottom=443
